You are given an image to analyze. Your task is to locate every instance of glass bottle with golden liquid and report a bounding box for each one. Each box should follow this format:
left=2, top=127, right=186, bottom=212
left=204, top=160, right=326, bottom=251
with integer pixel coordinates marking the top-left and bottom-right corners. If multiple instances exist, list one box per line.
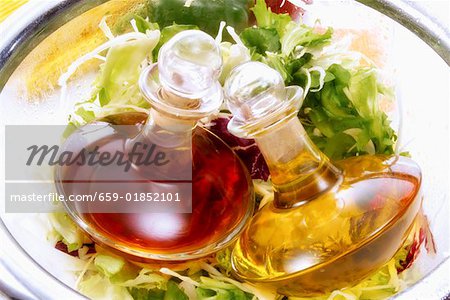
left=224, top=62, right=422, bottom=296
left=55, top=31, right=254, bottom=262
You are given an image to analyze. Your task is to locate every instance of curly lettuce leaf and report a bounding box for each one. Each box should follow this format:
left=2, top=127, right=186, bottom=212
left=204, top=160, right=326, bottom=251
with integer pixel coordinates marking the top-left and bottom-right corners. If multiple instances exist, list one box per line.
left=299, top=64, right=396, bottom=160
left=281, top=22, right=333, bottom=56
left=240, top=27, right=281, bottom=55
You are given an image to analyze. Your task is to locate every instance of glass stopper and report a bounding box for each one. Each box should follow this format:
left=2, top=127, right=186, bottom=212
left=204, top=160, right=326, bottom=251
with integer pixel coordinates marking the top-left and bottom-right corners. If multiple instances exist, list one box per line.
left=159, top=30, right=222, bottom=97
left=224, top=62, right=304, bottom=138
left=140, top=30, right=223, bottom=120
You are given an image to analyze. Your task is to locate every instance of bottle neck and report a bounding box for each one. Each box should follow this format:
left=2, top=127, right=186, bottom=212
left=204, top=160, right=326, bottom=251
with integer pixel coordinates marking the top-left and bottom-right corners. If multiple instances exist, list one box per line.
left=133, top=87, right=200, bottom=149
left=255, top=117, right=342, bottom=208
left=140, top=108, right=196, bottom=148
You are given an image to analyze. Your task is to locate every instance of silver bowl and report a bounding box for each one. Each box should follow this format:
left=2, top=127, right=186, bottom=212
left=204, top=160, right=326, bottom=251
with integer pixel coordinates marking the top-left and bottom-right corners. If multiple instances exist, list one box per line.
left=0, top=0, right=448, bottom=299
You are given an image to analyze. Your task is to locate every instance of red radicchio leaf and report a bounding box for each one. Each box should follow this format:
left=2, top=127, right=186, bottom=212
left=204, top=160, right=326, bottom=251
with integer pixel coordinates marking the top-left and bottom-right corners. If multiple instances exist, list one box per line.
left=397, top=211, right=436, bottom=273
left=397, top=228, right=425, bottom=273
left=55, top=241, right=96, bottom=257
left=264, top=0, right=312, bottom=18
left=207, top=117, right=270, bottom=181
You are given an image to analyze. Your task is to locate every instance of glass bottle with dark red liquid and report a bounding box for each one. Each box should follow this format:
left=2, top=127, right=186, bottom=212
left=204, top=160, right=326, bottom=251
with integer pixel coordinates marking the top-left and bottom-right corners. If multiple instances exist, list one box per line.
left=224, top=62, right=422, bottom=296
left=55, top=31, right=254, bottom=261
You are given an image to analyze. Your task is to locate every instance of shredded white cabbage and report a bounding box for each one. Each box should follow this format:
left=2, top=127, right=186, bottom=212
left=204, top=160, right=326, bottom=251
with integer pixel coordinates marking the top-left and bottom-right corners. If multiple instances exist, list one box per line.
left=75, top=253, right=97, bottom=289
left=58, top=30, right=160, bottom=116
left=130, top=19, right=139, bottom=34
left=179, top=281, right=197, bottom=300
left=99, top=16, right=115, bottom=40
left=159, top=268, right=200, bottom=287
left=301, top=68, right=312, bottom=98
left=226, top=26, right=246, bottom=47
left=215, top=21, right=227, bottom=44
left=117, top=269, right=166, bottom=289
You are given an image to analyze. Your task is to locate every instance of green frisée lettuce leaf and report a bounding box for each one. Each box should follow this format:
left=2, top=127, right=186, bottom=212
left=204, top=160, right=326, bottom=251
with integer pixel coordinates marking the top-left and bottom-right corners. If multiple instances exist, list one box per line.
left=281, top=22, right=333, bottom=56
left=240, top=27, right=281, bottom=54
left=299, top=65, right=396, bottom=160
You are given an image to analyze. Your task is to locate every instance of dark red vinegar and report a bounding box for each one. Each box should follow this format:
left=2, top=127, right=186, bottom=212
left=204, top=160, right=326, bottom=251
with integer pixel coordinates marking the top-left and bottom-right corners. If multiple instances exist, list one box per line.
left=58, top=112, right=253, bottom=255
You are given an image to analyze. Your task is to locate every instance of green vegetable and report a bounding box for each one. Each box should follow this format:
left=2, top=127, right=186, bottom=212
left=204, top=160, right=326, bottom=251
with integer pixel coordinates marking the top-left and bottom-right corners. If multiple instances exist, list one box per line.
left=197, top=277, right=252, bottom=300
left=147, top=0, right=251, bottom=37
left=128, top=288, right=165, bottom=300
left=215, top=248, right=233, bottom=276
left=240, top=27, right=281, bottom=54
left=49, top=213, right=84, bottom=251
left=219, top=42, right=251, bottom=84
left=281, top=22, right=333, bottom=56
left=245, top=0, right=396, bottom=160
left=94, top=254, right=126, bottom=278
left=127, top=281, right=188, bottom=300
left=65, top=28, right=160, bottom=132
left=165, top=281, right=189, bottom=300
left=98, top=38, right=156, bottom=107
left=299, top=64, right=396, bottom=160
left=78, top=274, right=133, bottom=300
left=133, top=15, right=160, bottom=33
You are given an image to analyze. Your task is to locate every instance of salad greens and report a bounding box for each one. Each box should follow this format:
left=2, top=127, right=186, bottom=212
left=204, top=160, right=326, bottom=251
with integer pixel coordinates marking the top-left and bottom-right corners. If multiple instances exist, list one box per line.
left=240, top=0, right=396, bottom=160
left=146, top=0, right=251, bottom=37
left=50, top=210, right=430, bottom=300
left=53, top=0, right=426, bottom=299
left=59, top=29, right=160, bottom=131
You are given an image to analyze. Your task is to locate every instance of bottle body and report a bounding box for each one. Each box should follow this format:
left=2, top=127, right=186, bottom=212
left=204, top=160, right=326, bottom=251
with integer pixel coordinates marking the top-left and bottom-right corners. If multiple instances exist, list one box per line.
left=57, top=112, right=254, bottom=261
left=223, top=61, right=423, bottom=296
left=232, top=154, right=421, bottom=295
